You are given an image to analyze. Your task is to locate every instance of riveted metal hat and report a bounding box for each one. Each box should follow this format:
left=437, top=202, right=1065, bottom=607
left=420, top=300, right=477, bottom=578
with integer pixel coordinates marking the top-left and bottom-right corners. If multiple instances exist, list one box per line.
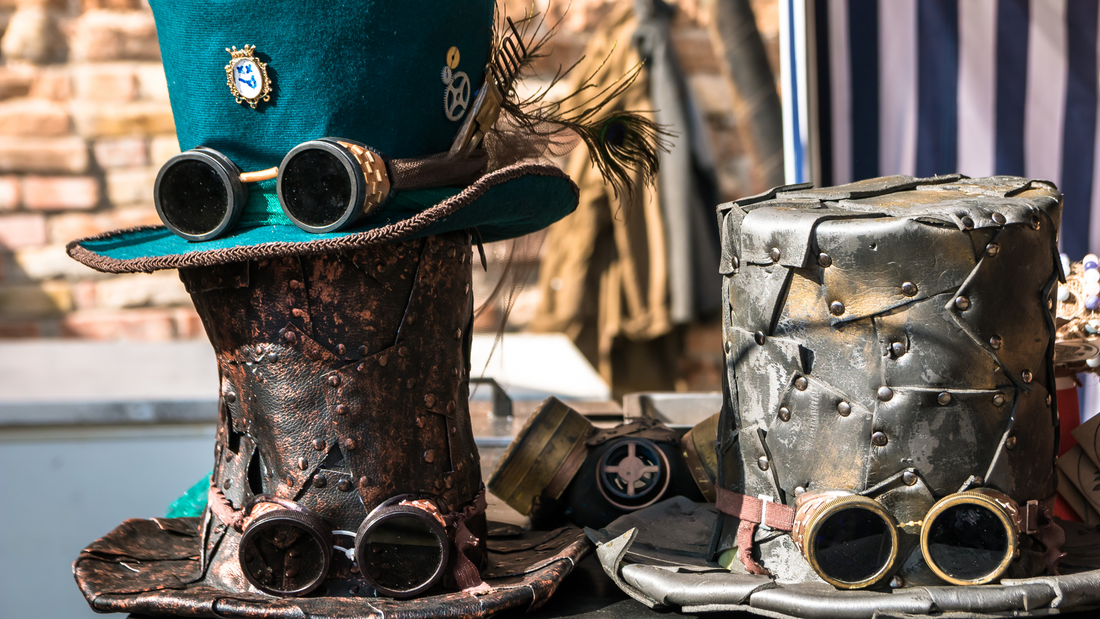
left=587, top=176, right=1100, bottom=618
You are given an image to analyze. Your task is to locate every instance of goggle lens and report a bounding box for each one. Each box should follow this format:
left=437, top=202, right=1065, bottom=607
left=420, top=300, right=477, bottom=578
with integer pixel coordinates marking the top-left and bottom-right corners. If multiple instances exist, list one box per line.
left=279, top=146, right=355, bottom=230
left=812, top=506, right=895, bottom=585
left=238, top=509, right=332, bottom=597
left=925, top=502, right=1011, bottom=582
left=356, top=505, right=448, bottom=598
left=158, top=159, right=229, bottom=235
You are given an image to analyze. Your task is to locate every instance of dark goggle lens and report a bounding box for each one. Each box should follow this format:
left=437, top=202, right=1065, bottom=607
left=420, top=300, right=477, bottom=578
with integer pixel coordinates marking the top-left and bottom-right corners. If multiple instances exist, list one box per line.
left=812, top=507, right=895, bottom=584
left=238, top=510, right=331, bottom=597
left=359, top=513, right=446, bottom=596
left=280, top=148, right=353, bottom=228
left=157, top=159, right=230, bottom=236
left=925, top=503, right=1010, bottom=581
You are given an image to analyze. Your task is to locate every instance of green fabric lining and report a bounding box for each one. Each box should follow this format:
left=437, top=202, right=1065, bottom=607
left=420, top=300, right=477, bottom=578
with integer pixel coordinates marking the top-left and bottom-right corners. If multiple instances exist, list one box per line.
left=166, top=473, right=210, bottom=518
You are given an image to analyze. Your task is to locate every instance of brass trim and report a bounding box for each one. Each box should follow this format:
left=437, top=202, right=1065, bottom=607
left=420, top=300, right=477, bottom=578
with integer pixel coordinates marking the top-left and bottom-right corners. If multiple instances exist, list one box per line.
left=681, top=413, right=719, bottom=502
left=919, top=489, right=1019, bottom=586
left=793, top=492, right=900, bottom=590
left=239, top=167, right=279, bottom=183
left=335, top=141, right=391, bottom=215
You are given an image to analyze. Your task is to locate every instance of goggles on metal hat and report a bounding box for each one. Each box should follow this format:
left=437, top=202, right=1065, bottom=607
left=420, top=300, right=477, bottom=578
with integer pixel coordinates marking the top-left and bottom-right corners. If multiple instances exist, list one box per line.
left=719, top=485, right=1040, bottom=589
left=236, top=494, right=450, bottom=598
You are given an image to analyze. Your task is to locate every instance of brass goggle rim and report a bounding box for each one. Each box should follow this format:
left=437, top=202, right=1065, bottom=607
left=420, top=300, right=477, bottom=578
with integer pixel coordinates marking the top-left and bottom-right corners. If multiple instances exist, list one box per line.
left=792, top=489, right=1024, bottom=589
left=237, top=494, right=448, bottom=599
left=154, top=139, right=391, bottom=241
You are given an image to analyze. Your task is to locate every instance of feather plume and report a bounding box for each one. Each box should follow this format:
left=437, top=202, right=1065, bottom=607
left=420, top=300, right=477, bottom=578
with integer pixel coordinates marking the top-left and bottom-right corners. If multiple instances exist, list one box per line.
left=485, top=6, right=674, bottom=199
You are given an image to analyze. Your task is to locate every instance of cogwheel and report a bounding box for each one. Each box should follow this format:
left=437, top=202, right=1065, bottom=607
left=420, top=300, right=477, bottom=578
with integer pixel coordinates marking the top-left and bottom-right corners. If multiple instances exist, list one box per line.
left=440, top=66, right=454, bottom=85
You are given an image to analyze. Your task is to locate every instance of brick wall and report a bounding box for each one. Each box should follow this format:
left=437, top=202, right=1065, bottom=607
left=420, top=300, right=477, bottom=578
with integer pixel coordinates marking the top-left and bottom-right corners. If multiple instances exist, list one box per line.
left=0, top=0, right=778, bottom=395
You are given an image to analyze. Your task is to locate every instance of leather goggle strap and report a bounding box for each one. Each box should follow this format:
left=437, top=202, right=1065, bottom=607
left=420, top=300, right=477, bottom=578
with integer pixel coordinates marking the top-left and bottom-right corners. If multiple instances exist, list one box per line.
left=445, top=487, right=492, bottom=594
left=390, top=151, right=489, bottom=191
left=715, top=487, right=795, bottom=575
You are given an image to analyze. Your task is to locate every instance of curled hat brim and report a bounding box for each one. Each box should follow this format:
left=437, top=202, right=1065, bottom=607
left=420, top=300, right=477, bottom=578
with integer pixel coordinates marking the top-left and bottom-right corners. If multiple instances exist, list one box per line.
left=74, top=516, right=589, bottom=618
left=66, top=163, right=577, bottom=274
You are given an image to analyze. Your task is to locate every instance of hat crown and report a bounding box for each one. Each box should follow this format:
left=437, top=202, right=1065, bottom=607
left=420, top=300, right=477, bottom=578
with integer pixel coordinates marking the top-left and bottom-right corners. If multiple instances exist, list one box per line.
left=150, top=0, right=495, bottom=172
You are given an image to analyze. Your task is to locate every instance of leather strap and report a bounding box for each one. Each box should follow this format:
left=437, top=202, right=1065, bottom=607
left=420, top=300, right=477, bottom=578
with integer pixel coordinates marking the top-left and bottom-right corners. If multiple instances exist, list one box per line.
left=715, top=487, right=795, bottom=575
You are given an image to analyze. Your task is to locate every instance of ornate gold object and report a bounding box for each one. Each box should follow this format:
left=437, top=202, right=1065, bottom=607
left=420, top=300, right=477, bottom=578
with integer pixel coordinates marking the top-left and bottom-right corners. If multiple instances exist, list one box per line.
left=225, top=45, right=272, bottom=109
left=680, top=413, right=718, bottom=502
left=335, top=141, right=391, bottom=215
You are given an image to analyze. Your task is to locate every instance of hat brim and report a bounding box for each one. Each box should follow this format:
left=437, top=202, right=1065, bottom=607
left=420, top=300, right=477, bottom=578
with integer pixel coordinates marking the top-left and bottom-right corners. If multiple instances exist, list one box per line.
left=588, top=497, right=1100, bottom=618
left=67, top=163, right=577, bottom=274
left=74, top=516, right=589, bottom=618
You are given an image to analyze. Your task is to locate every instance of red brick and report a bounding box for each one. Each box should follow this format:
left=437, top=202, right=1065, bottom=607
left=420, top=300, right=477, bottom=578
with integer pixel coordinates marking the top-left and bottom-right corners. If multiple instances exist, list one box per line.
left=70, top=10, right=161, bottom=62
left=0, top=136, right=90, bottom=174
left=82, top=0, right=147, bottom=9
left=48, top=207, right=160, bottom=243
left=22, top=176, right=100, bottom=211
left=0, top=281, right=72, bottom=317
left=72, top=101, right=175, bottom=137
left=93, top=137, right=148, bottom=168
left=0, top=213, right=46, bottom=249
left=61, top=308, right=177, bottom=340
left=29, top=66, right=72, bottom=102
left=0, top=68, right=33, bottom=101
left=72, top=279, right=98, bottom=310
left=0, top=97, right=71, bottom=136
left=1, top=6, right=67, bottom=63
left=0, top=176, right=19, bottom=210
left=73, top=65, right=139, bottom=102
left=135, top=63, right=169, bottom=101
left=174, top=306, right=204, bottom=339
left=105, top=167, right=156, bottom=205
left=0, top=320, right=42, bottom=338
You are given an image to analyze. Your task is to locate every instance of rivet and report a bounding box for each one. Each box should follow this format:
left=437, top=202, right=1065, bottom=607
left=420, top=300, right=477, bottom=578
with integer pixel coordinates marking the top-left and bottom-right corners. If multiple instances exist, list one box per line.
left=937, top=392, right=952, bottom=406
left=312, top=439, right=326, bottom=451
left=398, top=346, right=408, bottom=357
left=1047, top=394, right=1052, bottom=406
left=434, top=479, right=444, bottom=491
left=268, top=354, right=278, bottom=363
left=890, top=576, right=904, bottom=589
left=724, top=340, right=732, bottom=354
left=770, top=247, right=781, bottom=263
left=289, top=280, right=302, bottom=289
left=445, top=475, right=454, bottom=489
left=1006, top=436, right=1017, bottom=450
left=1021, top=369, right=1033, bottom=383
left=454, top=329, right=463, bottom=340
left=794, top=376, right=808, bottom=391
left=406, top=312, right=417, bottom=325
left=350, top=565, right=360, bottom=574
left=778, top=406, right=791, bottom=422
left=350, top=585, right=360, bottom=594
left=464, top=283, right=470, bottom=294
left=901, top=282, right=918, bottom=297
left=954, top=296, right=971, bottom=311
left=283, top=331, right=297, bottom=343
left=877, top=386, right=894, bottom=401
left=343, top=438, right=356, bottom=451
left=358, top=345, right=367, bottom=356
left=335, top=404, right=348, bottom=415
left=224, top=392, right=237, bottom=403
left=286, top=477, right=295, bottom=487
left=732, top=255, right=740, bottom=269
left=837, top=401, right=851, bottom=416
left=993, top=393, right=1006, bottom=407
left=818, top=253, right=832, bottom=268
left=890, top=342, right=906, bottom=357
left=992, top=212, right=1006, bottom=225
left=830, top=301, right=845, bottom=316
left=757, top=456, right=769, bottom=471
left=407, top=377, right=417, bottom=389
left=338, top=479, right=353, bottom=492
left=289, top=549, right=300, bottom=558
left=447, top=400, right=456, bottom=413
left=424, top=449, right=436, bottom=463
left=223, top=478, right=231, bottom=489
left=754, top=331, right=766, bottom=345
left=291, top=308, right=305, bottom=318
left=1031, top=215, right=1041, bottom=230
left=379, top=355, right=388, bottom=367
left=452, top=367, right=459, bottom=376
left=328, top=375, right=341, bottom=387
left=871, top=431, right=888, bottom=446
left=285, top=568, right=298, bottom=578
left=359, top=476, right=369, bottom=487
left=298, top=457, right=308, bottom=470
left=902, top=471, right=917, bottom=486
left=450, top=426, right=457, bottom=435
left=972, top=476, right=984, bottom=487
left=425, top=394, right=437, bottom=407
left=336, top=344, right=346, bottom=355
left=794, top=486, right=806, bottom=495
left=961, top=215, right=974, bottom=229
left=313, top=474, right=327, bottom=488
left=989, top=335, right=1002, bottom=350
left=416, top=417, right=424, bottom=428
left=986, top=243, right=1000, bottom=257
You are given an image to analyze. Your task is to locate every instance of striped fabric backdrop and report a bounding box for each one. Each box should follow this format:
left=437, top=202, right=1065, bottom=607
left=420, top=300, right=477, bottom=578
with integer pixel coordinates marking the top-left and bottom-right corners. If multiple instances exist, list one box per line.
left=812, top=0, right=1100, bottom=259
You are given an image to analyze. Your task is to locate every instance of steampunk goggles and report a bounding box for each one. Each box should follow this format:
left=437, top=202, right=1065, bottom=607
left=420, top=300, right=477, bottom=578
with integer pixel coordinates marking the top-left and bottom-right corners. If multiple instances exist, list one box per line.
left=236, top=494, right=449, bottom=598
left=719, top=486, right=1040, bottom=589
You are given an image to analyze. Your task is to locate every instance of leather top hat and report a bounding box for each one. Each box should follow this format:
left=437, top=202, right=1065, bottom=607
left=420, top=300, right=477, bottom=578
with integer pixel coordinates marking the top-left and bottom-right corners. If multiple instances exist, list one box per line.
left=66, top=0, right=662, bottom=274
left=70, top=2, right=663, bottom=617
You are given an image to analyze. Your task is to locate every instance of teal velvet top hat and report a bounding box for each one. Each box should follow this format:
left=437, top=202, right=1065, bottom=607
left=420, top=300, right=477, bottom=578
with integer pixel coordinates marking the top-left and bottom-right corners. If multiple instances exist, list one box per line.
left=66, top=0, right=583, bottom=273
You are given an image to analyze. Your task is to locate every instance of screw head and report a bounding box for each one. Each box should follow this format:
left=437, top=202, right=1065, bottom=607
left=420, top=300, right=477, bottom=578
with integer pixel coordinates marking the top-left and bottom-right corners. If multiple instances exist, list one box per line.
left=1022, top=369, right=1033, bottom=383
left=818, top=253, right=833, bottom=268
left=989, top=335, right=1003, bottom=350
left=755, top=331, right=766, bottom=345
left=794, top=376, right=809, bottom=391
left=283, top=330, right=297, bottom=343
left=871, top=431, right=888, bottom=446
left=297, top=457, right=307, bottom=470
left=327, top=375, right=341, bottom=387
left=937, top=392, right=952, bottom=406
left=758, top=456, right=770, bottom=471
left=993, top=393, right=1006, bottom=407
left=986, top=243, right=1000, bottom=257
left=837, top=401, right=852, bottom=416
left=732, top=255, right=740, bottom=269
left=337, top=478, right=354, bottom=492
left=961, top=215, right=975, bottom=229
left=778, top=406, right=791, bottom=422
left=954, top=296, right=971, bottom=311
left=224, top=391, right=237, bottom=403
left=902, top=471, right=918, bottom=486
left=992, top=212, right=1006, bottom=225
left=312, top=439, right=326, bottom=451
left=334, top=404, right=348, bottom=415
left=901, top=282, right=918, bottom=297
left=1006, top=436, right=1017, bottom=450
left=877, top=386, right=894, bottom=401
left=890, top=342, right=906, bottom=357
left=312, top=474, right=327, bottom=488
left=830, top=301, right=846, bottom=316
left=770, top=247, right=781, bottom=263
